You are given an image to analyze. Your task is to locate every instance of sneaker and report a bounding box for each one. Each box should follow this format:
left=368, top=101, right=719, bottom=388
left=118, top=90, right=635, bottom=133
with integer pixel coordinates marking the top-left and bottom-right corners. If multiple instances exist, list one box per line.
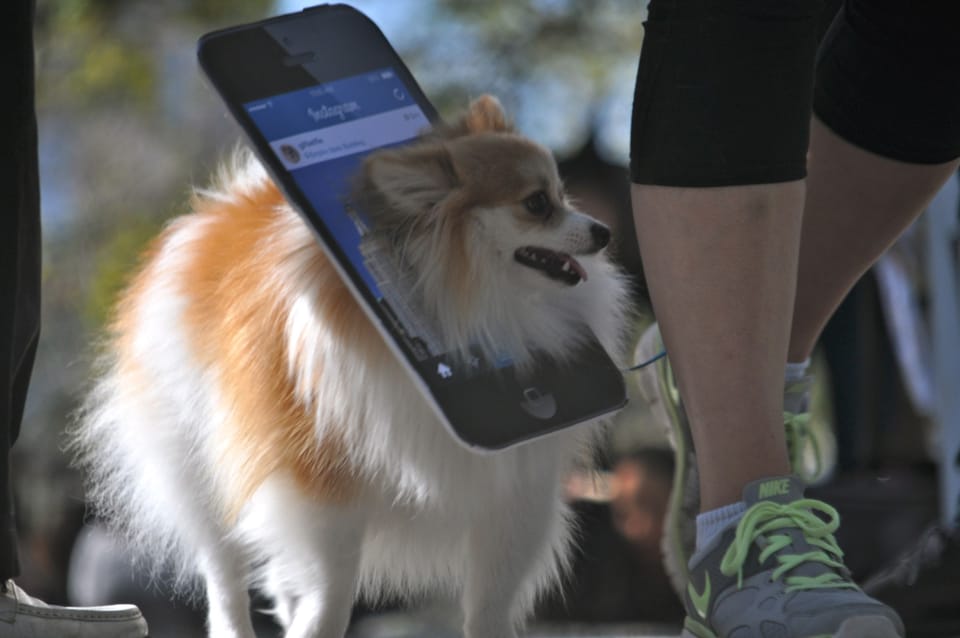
left=862, top=523, right=960, bottom=637
left=681, top=476, right=903, bottom=638
left=782, top=376, right=836, bottom=487
left=0, top=579, right=148, bottom=637
left=633, top=322, right=836, bottom=593
left=633, top=322, right=698, bottom=594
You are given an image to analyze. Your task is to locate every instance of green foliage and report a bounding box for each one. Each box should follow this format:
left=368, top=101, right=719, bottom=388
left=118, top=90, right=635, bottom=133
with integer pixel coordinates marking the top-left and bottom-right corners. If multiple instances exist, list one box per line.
left=85, top=218, right=164, bottom=330
left=34, top=0, right=273, bottom=109
left=32, top=0, right=270, bottom=334
left=70, top=41, right=155, bottom=106
left=36, top=1, right=153, bottom=108
left=175, top=0, right=276, bottom=23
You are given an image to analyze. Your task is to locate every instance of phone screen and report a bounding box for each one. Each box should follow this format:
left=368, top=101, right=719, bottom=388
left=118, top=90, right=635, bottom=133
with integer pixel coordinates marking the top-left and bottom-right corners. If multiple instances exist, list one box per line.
left=244, top=66, right=510, bottom=386
left=199, top=7, right=627, bottom=450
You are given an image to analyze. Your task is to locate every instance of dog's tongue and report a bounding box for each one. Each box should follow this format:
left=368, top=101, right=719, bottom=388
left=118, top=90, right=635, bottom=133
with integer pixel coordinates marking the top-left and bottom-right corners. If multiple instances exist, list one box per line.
left=514, top=246, right=589, bottom=285
left=563, top=255, right=588, bottom=282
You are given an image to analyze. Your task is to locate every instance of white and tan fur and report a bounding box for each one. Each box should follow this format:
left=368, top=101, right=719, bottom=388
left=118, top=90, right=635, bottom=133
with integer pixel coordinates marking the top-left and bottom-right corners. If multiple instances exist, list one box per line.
left=72, top=96, right=631, bottom=638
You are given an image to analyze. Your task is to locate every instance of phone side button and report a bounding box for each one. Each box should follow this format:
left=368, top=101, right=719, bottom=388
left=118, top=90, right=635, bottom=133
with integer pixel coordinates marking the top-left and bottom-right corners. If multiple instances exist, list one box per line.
left=519, top=387, right=557, bottom=420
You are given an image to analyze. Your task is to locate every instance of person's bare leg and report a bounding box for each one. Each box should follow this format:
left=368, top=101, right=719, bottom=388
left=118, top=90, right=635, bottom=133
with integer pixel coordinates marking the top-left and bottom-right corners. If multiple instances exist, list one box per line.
left=632, top=182, right=803, bottom=511
left=789, top=117, right=960, bottom=363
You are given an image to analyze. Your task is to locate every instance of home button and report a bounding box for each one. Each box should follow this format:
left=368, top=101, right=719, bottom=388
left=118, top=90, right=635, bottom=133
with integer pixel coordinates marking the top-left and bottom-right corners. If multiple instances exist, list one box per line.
left=520, top=387, right=557, bottom=420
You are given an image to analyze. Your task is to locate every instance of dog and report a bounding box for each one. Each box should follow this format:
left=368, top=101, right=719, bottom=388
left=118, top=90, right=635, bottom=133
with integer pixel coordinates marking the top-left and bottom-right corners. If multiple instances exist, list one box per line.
left=71, top=96, right=631, bottom=638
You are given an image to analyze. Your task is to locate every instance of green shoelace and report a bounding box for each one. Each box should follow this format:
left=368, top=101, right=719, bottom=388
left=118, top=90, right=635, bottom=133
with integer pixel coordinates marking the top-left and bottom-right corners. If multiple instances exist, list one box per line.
left=719, top=499, right=859, bottom=593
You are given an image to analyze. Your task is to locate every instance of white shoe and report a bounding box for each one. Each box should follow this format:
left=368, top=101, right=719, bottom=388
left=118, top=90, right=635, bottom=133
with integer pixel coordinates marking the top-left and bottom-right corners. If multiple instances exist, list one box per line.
left=0, top=580, right=148, bottom=637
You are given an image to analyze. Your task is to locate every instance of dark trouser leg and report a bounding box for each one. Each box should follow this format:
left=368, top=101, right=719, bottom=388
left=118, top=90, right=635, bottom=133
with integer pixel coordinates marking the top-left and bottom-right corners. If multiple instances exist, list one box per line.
left=0, top=0, right=42, bottom=581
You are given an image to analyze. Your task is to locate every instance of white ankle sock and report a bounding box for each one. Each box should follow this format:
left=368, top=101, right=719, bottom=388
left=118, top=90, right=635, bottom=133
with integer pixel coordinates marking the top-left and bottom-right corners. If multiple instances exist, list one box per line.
left=695, top=501, right=747, bottom=553
left=785, top=358, right=811, bottom=384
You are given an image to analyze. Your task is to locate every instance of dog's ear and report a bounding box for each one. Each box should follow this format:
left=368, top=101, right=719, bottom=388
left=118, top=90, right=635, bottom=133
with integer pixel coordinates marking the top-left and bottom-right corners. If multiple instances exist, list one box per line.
left=462, top=95, right=513, bottom=134
left=358, top=142, right=459, bottom=220
left=431, top=95, right=513, bottom=140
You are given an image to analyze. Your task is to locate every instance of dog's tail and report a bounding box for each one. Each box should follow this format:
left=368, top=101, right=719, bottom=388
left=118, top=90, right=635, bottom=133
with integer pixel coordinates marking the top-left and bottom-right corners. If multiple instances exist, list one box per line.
left=67, top=215, right=241, bottom=599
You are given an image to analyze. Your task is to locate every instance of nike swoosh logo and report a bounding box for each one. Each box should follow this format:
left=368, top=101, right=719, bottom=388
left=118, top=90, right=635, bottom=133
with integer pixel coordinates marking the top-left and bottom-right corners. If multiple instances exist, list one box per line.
left=688, top=572, right=711, bottom=620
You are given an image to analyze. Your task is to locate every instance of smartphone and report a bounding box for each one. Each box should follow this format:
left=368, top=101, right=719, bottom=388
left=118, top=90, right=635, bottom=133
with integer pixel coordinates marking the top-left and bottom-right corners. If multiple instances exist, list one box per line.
left=197, top=4, right=627, bottom=450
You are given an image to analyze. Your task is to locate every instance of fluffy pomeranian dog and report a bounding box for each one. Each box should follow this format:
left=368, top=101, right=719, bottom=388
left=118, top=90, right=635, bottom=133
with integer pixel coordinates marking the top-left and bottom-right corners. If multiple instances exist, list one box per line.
left=72, top=96, right=631, bottom=638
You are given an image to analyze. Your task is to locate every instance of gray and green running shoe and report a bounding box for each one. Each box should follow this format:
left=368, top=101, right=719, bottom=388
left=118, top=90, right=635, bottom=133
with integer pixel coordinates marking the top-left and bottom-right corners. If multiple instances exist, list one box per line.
left=783, top=376, right=835, bottom=488
left=633, top=322, right=699, bottom=594
left=633, top=322, right=837, bottom=594
left=681, top=476, right=903, bottom=638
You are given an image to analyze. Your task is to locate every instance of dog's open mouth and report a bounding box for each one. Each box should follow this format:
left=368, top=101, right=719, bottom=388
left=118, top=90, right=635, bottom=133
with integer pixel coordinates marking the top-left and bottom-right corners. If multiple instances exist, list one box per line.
left=514, top=246, right=588, bottom=285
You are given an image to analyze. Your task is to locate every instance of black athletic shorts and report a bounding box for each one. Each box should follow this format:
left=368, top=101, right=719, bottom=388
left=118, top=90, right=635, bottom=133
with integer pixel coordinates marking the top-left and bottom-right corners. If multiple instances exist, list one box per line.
left=630, top=0, right=960, bottom=187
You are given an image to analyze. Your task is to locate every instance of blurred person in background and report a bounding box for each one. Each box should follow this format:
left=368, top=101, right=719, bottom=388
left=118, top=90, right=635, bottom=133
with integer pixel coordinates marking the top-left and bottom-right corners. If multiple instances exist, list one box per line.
left=609, top=450, right=673, bottom=557
left=538, top=447, right=683, bottom=625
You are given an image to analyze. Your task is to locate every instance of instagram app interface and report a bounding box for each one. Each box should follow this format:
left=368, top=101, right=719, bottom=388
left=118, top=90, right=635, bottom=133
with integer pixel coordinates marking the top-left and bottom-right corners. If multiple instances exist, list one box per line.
left=245, top=69, right=451, bottom=365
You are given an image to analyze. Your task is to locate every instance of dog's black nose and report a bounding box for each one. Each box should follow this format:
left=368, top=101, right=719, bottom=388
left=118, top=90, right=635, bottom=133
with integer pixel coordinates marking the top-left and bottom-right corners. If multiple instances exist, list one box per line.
left=590, top=223, right=611, bottom=250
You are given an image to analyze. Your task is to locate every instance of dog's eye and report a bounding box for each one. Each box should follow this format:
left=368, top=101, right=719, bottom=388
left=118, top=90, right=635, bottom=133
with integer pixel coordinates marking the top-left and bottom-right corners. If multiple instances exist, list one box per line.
left=523, top=191, right=553, bottom=217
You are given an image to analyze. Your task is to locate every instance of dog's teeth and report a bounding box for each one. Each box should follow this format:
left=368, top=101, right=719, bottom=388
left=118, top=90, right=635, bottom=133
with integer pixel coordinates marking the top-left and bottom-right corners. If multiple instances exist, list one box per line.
left=561, top=262, right=570, bottom=272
